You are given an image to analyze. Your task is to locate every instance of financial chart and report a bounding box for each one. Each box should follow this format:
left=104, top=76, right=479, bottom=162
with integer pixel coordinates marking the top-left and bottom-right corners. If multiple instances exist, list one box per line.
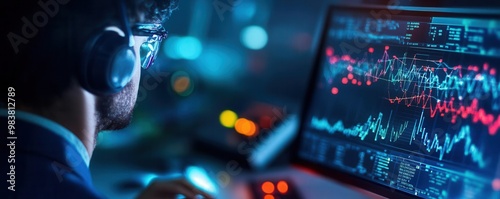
left=297, top=7, right=500, bottom=199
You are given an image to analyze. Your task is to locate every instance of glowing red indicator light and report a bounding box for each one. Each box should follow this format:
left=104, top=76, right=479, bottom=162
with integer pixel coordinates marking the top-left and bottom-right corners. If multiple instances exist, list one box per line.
left=262, top=181, right=274, bottom=194
left=277, top=181, right=289, bottom=194
left=264, top=195, right=275, bottom=199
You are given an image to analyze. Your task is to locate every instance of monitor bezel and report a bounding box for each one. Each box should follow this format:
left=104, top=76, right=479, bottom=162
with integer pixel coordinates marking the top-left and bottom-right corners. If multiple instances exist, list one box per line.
left=290, top=4, right=500, bottom=199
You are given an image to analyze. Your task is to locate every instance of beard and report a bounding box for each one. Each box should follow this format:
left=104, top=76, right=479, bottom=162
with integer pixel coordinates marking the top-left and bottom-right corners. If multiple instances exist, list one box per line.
left=95, top=81, right=137, bottom=131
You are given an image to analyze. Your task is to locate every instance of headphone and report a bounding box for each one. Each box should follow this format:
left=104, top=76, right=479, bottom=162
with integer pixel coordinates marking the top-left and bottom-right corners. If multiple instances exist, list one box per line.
left=78, top=0, right=136, bottom=95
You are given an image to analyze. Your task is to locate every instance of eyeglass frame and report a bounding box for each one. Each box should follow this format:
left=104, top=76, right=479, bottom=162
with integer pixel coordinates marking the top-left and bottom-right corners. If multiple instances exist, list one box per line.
left=131, top=23, right=168, bottom=69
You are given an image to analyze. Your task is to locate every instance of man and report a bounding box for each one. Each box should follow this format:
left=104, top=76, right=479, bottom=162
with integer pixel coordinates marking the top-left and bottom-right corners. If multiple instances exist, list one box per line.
left=1, top=0, right=213, bottom=198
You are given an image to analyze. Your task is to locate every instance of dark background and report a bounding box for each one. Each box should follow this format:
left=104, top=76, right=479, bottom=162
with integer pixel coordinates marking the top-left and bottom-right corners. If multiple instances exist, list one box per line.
left=88, top=0, right=500, bottom=198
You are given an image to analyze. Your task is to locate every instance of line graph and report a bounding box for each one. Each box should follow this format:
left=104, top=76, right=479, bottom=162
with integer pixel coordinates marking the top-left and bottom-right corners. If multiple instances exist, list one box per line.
left=311, top=111, right=487, bottom=168
left=299, top=11, right=500, bottom=198
left=386, top=92, right=500, bottom=135
left=324, top=46, right=500, bottom=136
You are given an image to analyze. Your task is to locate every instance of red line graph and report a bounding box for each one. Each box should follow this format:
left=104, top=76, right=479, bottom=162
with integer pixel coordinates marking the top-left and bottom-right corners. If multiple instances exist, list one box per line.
left=324, top=46, right=500, bottom=136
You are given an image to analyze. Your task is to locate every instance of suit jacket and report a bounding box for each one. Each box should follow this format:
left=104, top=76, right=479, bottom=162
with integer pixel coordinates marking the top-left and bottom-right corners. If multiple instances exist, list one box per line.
left=1, top=115, right=104, bottom=199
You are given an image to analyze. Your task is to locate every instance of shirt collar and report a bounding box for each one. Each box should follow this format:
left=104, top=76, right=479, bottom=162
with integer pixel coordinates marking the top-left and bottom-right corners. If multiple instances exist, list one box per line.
left=1, top=109, right=91, bottom=167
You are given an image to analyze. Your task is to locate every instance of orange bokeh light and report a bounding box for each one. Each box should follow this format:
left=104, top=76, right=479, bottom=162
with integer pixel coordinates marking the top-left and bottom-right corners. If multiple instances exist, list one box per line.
left=261, top=181, right=275, bottom=194
left=264, top=195, right=275, bottom=199
left=277, top=181, right=288, bottom=194
left=173, top=76, right=190, bottom=93
left=235, top=118, right=257, bottom=136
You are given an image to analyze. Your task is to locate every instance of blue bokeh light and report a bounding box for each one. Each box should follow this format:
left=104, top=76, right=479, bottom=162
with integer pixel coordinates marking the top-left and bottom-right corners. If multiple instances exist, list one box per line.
left=232, top=0, right=257, bottom=22
left=241, top=25, right=268, bottom=50
left=164, top=36, right=181, bottom=59
left=194, top=43, right=243, bottom=84
left=164, top=36, right=203, bottom=60
left=177, top=37, right=202, bottom=60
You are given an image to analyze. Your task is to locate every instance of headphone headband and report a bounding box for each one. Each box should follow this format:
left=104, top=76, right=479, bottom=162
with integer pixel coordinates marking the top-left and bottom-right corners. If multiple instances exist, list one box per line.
left=119, top=0, right=134, bottom=47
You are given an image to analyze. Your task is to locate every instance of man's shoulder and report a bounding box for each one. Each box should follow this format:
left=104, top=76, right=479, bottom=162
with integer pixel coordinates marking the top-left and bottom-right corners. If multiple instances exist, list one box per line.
left=0, top=115, right=104, bottom=199
left=2, top=151, right=104, bottom=199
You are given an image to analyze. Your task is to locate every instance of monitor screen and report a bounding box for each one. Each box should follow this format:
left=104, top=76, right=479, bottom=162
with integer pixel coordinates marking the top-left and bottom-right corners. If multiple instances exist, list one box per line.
left=296, top=5, right=500, bottom=199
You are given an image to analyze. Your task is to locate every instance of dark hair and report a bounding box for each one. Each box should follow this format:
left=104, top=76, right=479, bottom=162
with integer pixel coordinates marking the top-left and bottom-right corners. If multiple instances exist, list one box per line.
left=129, top=0, right=179, bottom=24
left=1, top=0, right=177, bottom=108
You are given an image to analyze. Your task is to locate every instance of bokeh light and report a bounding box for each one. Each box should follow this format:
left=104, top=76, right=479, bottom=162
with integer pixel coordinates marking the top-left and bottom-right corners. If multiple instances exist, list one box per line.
left=170, top=71, right=194, bottom=96
left=493, top=178, right=500, bottom=191
left=261, top=181, right=275, bottom=194
left=164, top=36, right=203, bottom=60
left=264, top=195, right=274, bottom=199
left=277, top=181, right=288, bottom=194
left=164, top=35, right=181, bottom=59
left=232, top=0, right=256, bottom=22
left=174, top=77, right=190, bottom=92
left=341, top=77, right=348, bottom=84
left=195, top=43, right=243, bottom=83
left=178, top=36, right=202, bottom=60
left=241, top=26, right=268, bottom=50
left=331, top=87, right=339, bottom=95
left=220, top=110, right=238, bottom=128
left=234, top=118, right=257, bottom=136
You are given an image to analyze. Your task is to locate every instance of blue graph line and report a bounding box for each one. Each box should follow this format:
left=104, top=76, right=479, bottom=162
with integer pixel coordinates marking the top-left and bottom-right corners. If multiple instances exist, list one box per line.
left=311, top=111, right=487, bottom=168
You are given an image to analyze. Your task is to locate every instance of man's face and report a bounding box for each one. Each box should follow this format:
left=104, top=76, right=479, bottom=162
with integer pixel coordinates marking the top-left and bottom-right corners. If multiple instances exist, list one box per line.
left=95, top=35, right=149, bottom=131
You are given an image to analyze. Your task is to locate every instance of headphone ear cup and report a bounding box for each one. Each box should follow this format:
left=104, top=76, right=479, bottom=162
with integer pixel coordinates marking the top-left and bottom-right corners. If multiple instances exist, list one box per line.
left=80, top=29, right=136, bottom=95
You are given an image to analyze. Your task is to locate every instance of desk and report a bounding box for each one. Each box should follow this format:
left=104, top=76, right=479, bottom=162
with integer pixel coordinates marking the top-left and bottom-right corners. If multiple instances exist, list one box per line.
left=91, top=150, right=380, bottom=199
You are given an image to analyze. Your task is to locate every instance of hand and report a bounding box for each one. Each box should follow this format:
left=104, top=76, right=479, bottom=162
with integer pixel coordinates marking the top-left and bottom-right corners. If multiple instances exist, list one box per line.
left=136, top=178, right=215, bottom=199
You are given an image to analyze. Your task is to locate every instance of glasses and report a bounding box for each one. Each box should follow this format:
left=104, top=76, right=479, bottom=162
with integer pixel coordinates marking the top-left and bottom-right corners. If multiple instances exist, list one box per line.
left=132, top=23, right=168, bottom=69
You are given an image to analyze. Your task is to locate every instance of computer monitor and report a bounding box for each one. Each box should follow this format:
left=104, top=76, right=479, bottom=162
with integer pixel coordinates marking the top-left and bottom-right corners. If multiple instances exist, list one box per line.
left=292, top=4, right=500, bottom=199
